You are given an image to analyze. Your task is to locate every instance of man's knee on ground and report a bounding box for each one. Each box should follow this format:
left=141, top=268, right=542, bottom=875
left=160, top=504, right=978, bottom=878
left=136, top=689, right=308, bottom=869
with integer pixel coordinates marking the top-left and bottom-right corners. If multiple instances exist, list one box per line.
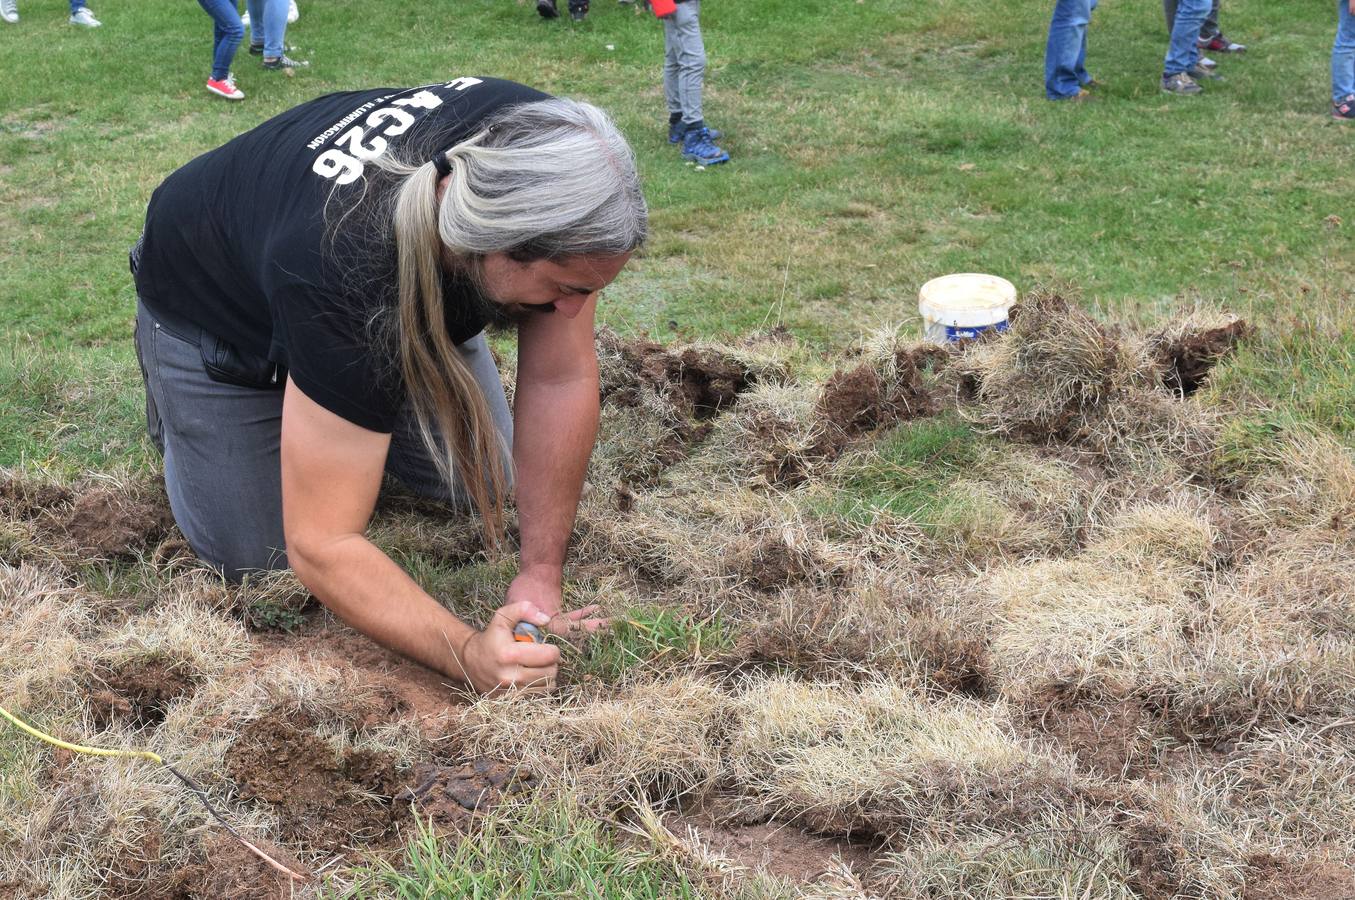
left=203, top=541, right=289, bottom=584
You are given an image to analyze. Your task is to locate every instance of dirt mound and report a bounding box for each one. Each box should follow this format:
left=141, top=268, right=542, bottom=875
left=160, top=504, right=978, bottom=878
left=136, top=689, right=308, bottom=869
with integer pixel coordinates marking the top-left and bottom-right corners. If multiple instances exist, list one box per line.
left=599, top=333, right=754, bottom=420
left=1148, top=318, right=1254, bottom=396
left=87, top=658, right=199, bottom=729
left=60, top=485, right=176, bottom=559
left=394, top=759, right=533, bottom=829
left=813, top=347, right=945, bottom=454
left=224, top=711, right=404, bottom=848
left=751, top=346, right=945, bottom=488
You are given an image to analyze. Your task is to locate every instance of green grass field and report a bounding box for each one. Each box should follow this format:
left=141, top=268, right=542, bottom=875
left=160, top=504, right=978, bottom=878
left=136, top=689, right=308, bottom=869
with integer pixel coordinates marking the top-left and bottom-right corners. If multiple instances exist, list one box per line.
left=3, top=1, right=1355, bottom=897
left=1, top=0, right=1352, bottom=473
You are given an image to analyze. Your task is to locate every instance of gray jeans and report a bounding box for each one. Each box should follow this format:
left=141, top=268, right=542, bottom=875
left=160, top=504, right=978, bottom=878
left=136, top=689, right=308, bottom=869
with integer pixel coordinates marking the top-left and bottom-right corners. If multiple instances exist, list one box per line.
left=1164, top=0, right=1221, bottom=40
left=133, top=299, right=513, bottom=581
left=663, top=0, right=706, bottom=127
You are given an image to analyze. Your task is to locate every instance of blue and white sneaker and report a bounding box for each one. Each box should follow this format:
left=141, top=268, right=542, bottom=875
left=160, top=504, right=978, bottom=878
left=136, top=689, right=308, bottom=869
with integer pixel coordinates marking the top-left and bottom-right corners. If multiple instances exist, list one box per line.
left=680, top=127, right=729, bottom=164
left=669, top=120, right=721, bottom=144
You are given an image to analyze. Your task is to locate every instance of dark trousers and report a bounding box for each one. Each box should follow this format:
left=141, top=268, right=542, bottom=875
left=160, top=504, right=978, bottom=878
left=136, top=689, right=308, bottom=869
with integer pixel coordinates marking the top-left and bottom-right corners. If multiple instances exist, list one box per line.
left=134, top=299, right=513, bottom=581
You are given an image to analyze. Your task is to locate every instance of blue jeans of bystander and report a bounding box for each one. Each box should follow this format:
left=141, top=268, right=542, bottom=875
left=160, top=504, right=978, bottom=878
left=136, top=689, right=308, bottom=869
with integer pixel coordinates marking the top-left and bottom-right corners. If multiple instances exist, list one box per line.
left=198, top=0, right=244, bottom=81
left=1045, top=0, right=1096, bottom=100
left=245, top=0, right=290, bottom=60
left=1164, top=0, right=1208, bottom=74
left=1333, top=0, right=1355, bottom=102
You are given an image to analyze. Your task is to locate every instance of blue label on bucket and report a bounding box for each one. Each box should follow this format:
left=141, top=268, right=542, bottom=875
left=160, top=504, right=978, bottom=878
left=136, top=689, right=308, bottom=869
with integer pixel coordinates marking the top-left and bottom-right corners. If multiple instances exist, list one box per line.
left=945, top=319, right=1008, bottom=341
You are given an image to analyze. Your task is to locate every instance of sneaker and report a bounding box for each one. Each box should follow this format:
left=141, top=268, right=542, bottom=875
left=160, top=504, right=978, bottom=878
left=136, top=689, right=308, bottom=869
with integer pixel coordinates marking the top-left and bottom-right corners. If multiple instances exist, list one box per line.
left=1198, top=55, right=1217, bottom=70
left=0, top=0, right=17, bottom=24
left=536, top=0, right=558, bottom=17
left=1199, top=34, right=1244, bottom=53
left=680, top=127, right=729, bottom=165
left=1186, top=64, right=1221, bottom=80
left=262, top=54, right=308, bottom=69
left=241, top=9, right=248, bottom=26
left=669, top=121, right=721, bottom=143
left=1335, top=94, right=1355, bottom=121
left=1161, top=72, right=1202, bottom=95
left=570, top=8, right=585, bottom=20
left=68, top=6, right=99, bottom=26
left=287, top=0, right=298, bottom=23
left=206, top=75, right=245, bottom=100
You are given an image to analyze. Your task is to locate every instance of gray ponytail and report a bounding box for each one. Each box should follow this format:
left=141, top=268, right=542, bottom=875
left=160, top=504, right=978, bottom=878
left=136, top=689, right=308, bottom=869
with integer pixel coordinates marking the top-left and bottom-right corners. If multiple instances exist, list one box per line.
left=387, top=97, right=647, bottom=550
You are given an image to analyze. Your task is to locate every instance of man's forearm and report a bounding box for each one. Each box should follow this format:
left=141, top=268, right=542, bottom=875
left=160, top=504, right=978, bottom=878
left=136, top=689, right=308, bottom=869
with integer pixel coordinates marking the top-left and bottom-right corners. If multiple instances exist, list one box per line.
left=511, top=375, right=600, bottom=590
left=291, top=533, right=478, bottom=682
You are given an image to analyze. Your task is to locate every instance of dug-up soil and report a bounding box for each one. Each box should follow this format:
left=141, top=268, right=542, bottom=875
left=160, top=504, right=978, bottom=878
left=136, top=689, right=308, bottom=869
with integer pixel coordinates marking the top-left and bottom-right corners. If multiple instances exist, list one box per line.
left=5, top=298, right=1355, bottom=899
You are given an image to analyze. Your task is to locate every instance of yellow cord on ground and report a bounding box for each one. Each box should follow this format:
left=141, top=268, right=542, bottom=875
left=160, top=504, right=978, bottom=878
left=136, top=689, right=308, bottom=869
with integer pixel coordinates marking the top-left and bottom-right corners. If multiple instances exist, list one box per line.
left=0, top=701, right=308, bottom=882
left=0, top=703, right=162, bottom=763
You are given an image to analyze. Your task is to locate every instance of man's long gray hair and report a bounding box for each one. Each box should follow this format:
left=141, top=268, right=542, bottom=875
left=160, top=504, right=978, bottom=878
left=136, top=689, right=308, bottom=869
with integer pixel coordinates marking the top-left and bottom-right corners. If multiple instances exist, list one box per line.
left=386, top=97, right=647, bottom=549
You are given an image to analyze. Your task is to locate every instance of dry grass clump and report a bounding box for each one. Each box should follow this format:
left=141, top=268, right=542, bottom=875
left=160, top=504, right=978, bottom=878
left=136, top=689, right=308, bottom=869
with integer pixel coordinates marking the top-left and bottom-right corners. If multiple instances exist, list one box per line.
left=923, top=446, right=1095, bottom=560
left=724, top=675, right=1060, bottom=838
left=1197, top=721, right=1355, bottom=858
left=2, top=746, right=279, bottom=900
left=868, top=814, right=1139, bottom=900
left=952, top=293, right=1220, bottom=472
left=1239, top=427, right=1355, bottom=530
left=673, top=380, right=823, bottom=491
left=978, top=495, right=1221, bottom=705
left=0, top=563, right=95, bottom=716
left=463, top=675, right=727, bottom=810
left=728, top=572, right=990, bottom=694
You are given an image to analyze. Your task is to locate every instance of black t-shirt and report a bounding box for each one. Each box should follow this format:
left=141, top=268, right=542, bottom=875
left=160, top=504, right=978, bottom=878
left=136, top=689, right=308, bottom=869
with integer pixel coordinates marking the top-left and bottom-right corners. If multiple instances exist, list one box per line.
left=134, top=77, right=550, bottom=433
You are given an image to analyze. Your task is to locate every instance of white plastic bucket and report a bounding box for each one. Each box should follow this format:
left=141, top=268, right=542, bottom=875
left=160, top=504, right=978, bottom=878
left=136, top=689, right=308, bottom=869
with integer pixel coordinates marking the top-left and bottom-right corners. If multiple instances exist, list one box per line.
left=918, top=273, right=1017, bottom=343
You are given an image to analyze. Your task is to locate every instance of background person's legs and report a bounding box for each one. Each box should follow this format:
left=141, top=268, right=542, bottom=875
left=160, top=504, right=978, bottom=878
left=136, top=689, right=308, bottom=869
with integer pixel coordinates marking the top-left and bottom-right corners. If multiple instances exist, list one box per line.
left=1045, top=0, right=1092, bottom=99
left=1334, top=0, right=1355, bottom=105
left=384, top=333, right=515, bottom=506
left=196, top=0, right=243, bottom=80
left=136, top=301, right=287, bottom=581
left=1199, top=0, right=1222, bottom=42
left=1165, top=0, right=1209, bottom=74
left=663, top=1, right=706, bottom=132
left=260, top=0, right=289, bottom=60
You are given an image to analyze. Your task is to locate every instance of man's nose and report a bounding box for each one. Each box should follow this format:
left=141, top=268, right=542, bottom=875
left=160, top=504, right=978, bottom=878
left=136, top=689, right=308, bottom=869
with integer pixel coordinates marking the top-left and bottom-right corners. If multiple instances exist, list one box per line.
left=554, top=295, right=590, bottom=319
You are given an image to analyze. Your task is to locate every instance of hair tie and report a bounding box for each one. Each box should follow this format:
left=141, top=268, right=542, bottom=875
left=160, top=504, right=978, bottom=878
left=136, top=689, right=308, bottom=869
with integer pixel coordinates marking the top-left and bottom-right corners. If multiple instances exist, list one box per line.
left=431, top=150, right=452, bottom=178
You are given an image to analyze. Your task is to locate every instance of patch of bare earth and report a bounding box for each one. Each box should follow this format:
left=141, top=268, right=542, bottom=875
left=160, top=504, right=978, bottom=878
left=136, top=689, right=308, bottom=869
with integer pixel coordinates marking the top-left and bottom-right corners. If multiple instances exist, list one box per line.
left=250, top=615, right=465, bottom=733
left=59, top=485, right=176, bottom=559
left=667, top=811, right=876, bottom=884
left=86, top=658, right=199, bottom=729
left=1148, top=318, right=1255, bottom=396
left=1243, top=854, right=1355, bottom=900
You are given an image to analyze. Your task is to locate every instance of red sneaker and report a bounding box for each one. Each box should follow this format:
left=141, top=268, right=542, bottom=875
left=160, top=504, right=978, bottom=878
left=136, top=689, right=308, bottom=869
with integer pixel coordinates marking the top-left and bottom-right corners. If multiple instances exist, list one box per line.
left=206, top=75, right=244, bottom=100
left=1335, top=95, right=1355, bottom=121
left=1198, top=34, right=1245, bottom=53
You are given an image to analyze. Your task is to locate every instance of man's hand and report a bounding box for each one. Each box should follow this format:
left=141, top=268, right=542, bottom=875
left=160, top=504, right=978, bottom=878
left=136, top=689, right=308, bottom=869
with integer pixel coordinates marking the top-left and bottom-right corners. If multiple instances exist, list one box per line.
left=505, top=571, right=610, bottom=641
left=459, top=601, right=560, bottom=695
